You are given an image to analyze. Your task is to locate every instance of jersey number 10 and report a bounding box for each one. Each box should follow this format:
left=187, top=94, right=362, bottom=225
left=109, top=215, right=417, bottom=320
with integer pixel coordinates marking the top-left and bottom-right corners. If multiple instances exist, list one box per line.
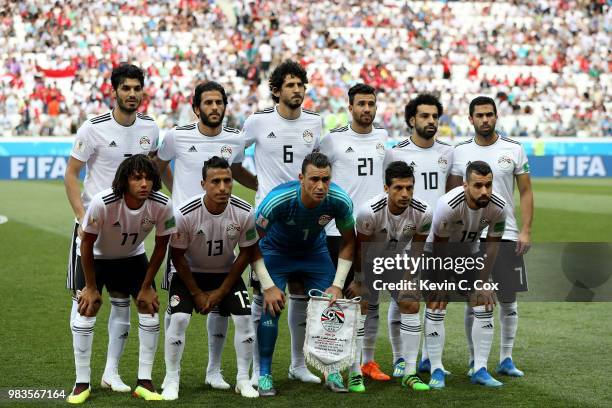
left=421, top=172, right=439, bottom=190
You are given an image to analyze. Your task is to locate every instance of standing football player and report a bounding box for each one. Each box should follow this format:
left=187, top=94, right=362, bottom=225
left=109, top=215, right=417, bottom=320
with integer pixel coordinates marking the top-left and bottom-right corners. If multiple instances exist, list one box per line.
left=448, top=96, right=533, bottom=378
left=383, top=94, right=453, bottom=379
left=155, top=81, right=257, bottom=390
left=318, top=83, right=389, bottom=386
left=243, top=60, right=323, bottom=386
left=64, top=64, right=160, bottom=397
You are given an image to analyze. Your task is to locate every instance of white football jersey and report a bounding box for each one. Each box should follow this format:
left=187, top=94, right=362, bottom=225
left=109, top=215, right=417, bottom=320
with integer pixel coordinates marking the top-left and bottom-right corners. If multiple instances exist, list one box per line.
left=432, top=186, right=506, bottom=253
left=80, top=188, right=176, bottom=259
left=243, top=106, right=323, bottom=206
left=384, top=137, right=454, bottom=209
left=71, top=111, right=160, bottom=208
left=356, top=193, right=433, bottom=250
left=158, top=123, right=245, bottom=206
left=319, top=124, right=388, bottom=236
left=449, top=135, right=529, bottom=241
left=170, top=194, right=258, bottom=274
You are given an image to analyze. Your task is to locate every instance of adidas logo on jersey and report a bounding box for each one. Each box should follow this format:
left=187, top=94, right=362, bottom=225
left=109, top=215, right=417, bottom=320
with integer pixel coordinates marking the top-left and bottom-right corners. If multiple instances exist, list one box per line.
left=196, top=229, right=204, bottom=235
left=345, top=146, right=355, bottom=153
left=113, top=221, right=121, bottom=227
left=188, top=145, right=197, bottom=152
left=267, top=132, right=276, bottom=138
left=109, top=141, right=117, bottom=147
left=408, top=161, right=416, bottom=168
left=286, top=219, right=296, bottom=225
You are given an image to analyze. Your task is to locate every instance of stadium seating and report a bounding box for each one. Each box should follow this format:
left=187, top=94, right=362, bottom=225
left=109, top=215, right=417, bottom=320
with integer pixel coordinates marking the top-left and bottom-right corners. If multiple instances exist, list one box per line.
left=0, top=0, right=609, bottom=138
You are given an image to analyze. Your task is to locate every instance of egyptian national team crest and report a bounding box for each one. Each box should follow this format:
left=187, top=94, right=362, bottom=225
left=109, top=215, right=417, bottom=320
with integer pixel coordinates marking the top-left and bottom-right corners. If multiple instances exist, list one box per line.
left=170, top=295, right=180, bottom=307
left=303, top=129, right=314, bottom=144
left=226, top=223, right=241, bottom=239
left=402, top=223, right=417, bottom=236
left=438, top=156, right=448, bottom=170
left=139, top=136, right=152, bottom=150
left=320, top=304, right=345, bottom=333
left=141, top=216, right=156, bottom=231
left=376, top=142, right=385, bottom=156
left=220, top=145, right=233, bottom=160
left=318, top=215, right=332, bottom=226
left=497, top=155, right=513, bottom=171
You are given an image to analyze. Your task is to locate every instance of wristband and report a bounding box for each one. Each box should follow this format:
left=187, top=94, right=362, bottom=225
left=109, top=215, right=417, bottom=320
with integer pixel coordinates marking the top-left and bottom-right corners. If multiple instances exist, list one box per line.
left=333, top=258, right=352, bottom=288
left=254, top=258, right=275, bottom=290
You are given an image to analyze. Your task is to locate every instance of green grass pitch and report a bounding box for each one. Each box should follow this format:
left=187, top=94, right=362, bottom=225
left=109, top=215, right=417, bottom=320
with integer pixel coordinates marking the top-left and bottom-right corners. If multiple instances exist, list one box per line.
left=0, top=178, right=611, bottom=407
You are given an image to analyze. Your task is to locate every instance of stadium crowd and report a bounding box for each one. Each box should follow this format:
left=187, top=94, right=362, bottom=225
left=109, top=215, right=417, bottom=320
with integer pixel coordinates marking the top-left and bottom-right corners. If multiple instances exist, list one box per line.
left=0, top=0, right=609, bottom=138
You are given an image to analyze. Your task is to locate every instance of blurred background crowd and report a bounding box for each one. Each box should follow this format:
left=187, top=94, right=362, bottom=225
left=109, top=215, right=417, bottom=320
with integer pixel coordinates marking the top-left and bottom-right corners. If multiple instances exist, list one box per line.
left=0, top=0, right=609, bottom=139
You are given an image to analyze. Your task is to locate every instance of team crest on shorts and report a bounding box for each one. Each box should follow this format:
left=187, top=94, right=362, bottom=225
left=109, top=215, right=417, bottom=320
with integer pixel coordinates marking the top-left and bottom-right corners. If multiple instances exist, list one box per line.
left=141, top=217, right=155, bottom=231
left=320, top=304, right=345, bottom=333
left=226, top=223, right=241, bottom=239
left=376, top=142, right=385, bottom=156
left=497, top=155, right=513, bottom=171
left=303, top=129, right=314, bottom=144
left=438, top=156, right=448, bottom=170
left=318, top=215, right=332, bottom=226
left=220, top=145, right=233, bottom=159
left=139, top=136, right=152, bottom=150
left=170, top=295, right=180, bottom=307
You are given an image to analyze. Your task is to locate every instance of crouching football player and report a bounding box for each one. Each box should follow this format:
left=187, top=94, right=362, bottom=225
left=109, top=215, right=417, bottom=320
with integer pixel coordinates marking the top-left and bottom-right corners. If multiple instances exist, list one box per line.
left=161, top=157, right=259, bottom=400
left=68, top=154, right=175, bottom=403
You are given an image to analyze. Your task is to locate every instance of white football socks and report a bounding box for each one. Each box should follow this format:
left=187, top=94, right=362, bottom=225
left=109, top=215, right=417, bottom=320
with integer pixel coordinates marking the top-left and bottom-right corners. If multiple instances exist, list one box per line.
left=72, top=314, right=96, bottom=384
left=424, top=308, right=446, bottom=373
left=472, top=305, right=494, bottom=372
left=105, top=297, right=130, bottom=376
left=288, top=295, right=308, bottom=369
left=362, top=303, right=379, bottom=364
left=400, top=313, right=421, bottom=374
left=206, top=311, right=229, bottom=376
left=387, top=299, right=402, bottom=362
left=499, top=301, right=518, bottom=362
left=137, top=313, right=159, bottom=380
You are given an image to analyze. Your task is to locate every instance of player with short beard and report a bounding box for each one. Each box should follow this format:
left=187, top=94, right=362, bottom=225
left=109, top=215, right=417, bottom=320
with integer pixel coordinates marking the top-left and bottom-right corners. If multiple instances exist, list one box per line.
left=429, top=160, right=507, bottom=388
left=383, top=94, right=454, bottom=378
left=155, top=81, right=257, bottom=391
left=243, top=60, right=323, bottom=387
left=318, top=83, right=389, bottom=389
left=448, top=96, right=533, bottom=379
left=64, top=64, right=160, bottom=399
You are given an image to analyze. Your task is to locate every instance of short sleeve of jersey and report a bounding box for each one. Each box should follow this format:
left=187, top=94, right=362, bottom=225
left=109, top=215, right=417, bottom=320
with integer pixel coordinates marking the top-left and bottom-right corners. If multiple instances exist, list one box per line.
left=432, top=199, right=452, bottom=238
left=81, top=195, right=104, bottom=234
left=242, top=116, right=256, bottom=148
left=331, top=189, right=355, bottom=231
left=487, top=205, right=507, bottom=238
left=233, top=137, right=246, bottom=164
left=239, top=209, right=258, bottom=247
left=417, top=205, right=434, bottom=236
left=355, top=203, right=375, bottom=235
left=150, top=125, right=160, bottom=153
left=514, top=144, right=530, bottom=175
left=312, top=117, right=324, bottom=151
left=157, top=129, right=177, bottom=162
left=317, top=132, right=335, bottom=162
left=71, top=122, right=95, bottom=162
left=449, top=146, right=464, bottom=177
left=169, top=211, right=190, bottom=249
left=156, top=200, right=177, bottom=236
